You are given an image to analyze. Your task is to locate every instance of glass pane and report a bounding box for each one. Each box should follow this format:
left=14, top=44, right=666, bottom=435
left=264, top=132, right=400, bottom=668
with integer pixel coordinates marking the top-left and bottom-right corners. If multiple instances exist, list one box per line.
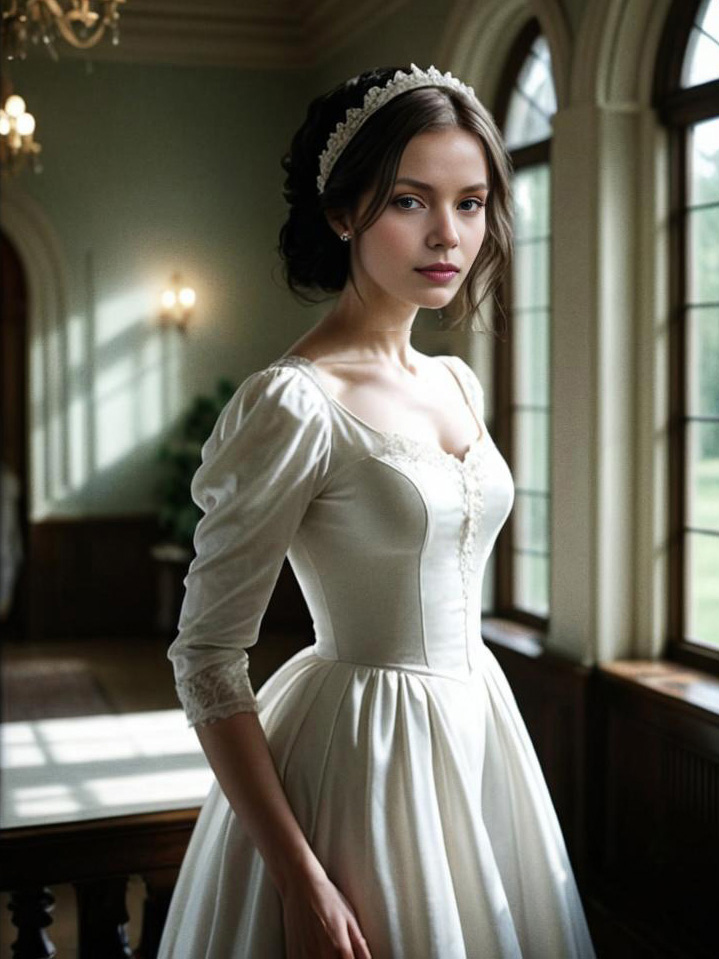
left=689, top=118, right=719, bottom=207
left=687, top=421, right=719, bottom=530
left=682, top=0, right=719, bottom=88
left=513, top=165, right=550, bottom=242
left=688, top=205, right=719, bottom=303
left=504, top=35, right=557, bottom=150
left=513, top=490, right=550, bottom=552
left=685, top=531, right=719, bottom=647
left=513, top=238, right=549, bottom=309
left=687, top=307, right=719, bottom=417
left=514, top=409, right=550, bottom=492
left=515, top=550, right=549, bottom=616
left=515, top=308, right=550, bottom=406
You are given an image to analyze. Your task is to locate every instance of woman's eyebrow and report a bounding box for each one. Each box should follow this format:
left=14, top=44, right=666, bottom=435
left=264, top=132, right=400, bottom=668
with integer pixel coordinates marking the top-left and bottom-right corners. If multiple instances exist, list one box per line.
left=394, top=177, right=489, bottom=192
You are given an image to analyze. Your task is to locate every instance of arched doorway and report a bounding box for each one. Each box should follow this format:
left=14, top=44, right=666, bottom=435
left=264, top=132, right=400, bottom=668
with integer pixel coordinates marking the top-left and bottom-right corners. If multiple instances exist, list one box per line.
left=1, top=230, right=29, bottom=639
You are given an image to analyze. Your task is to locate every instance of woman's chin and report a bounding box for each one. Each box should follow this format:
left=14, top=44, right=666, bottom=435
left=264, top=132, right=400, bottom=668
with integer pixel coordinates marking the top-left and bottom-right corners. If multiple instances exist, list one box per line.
left=414, top=291, right=457, bottom=309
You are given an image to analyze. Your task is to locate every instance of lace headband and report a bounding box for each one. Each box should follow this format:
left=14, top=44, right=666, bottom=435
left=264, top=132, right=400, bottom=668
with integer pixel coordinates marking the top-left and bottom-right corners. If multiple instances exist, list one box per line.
left=316, top=63, right=480, bottom=195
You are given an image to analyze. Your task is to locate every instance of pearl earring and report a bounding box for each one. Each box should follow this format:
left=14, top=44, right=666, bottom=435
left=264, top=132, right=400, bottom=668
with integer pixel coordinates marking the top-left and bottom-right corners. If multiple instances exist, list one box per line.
left=340, top=231, right=351, bottom=242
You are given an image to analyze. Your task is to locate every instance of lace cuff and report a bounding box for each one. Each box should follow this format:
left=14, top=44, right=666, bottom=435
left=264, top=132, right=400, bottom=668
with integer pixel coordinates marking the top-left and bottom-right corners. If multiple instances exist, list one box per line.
left=175, top=656, right=259, bottom=728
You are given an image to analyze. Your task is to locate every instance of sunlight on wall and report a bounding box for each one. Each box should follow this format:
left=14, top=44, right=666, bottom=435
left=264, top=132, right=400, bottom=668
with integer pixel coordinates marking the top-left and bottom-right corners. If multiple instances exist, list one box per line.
left=94, top=288, right=151, bottom=349
left=29, top=283, right=184, bottom=514
left=94, top=288, right=178, bottom=471
left=0, top=710, right=212, bottom=828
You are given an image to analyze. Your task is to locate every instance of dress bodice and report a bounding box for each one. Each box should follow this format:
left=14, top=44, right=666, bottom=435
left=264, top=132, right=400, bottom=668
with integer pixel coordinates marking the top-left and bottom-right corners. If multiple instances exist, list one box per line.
left=275, top=355, right=515, bottom=678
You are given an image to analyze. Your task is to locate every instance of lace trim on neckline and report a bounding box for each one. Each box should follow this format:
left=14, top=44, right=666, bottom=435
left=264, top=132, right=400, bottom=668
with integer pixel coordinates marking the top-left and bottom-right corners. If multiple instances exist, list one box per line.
left=273, top=353, right=488, bottom=469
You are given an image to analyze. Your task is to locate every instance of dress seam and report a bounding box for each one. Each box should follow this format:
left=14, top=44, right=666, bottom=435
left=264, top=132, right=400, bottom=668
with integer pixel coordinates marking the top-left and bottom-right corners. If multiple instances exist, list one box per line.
left=369, top=453, right=431, bottom=669
left=308, top=665, right=355, bottom=847
left=277, top=659, right=340, bottom=784
left=311, top=653, right=473, bottom=685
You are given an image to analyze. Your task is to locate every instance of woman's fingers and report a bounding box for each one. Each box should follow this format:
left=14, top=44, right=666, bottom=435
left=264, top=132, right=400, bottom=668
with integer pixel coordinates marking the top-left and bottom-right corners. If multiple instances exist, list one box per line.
left=281, top=871, right=372, bottom=959
left=348, top=919, right=373, bottom=959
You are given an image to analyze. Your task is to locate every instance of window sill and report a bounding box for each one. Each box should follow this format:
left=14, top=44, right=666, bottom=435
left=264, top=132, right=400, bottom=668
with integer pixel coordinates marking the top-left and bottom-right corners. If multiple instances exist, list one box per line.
left=598, top=658, right=719, bottom=724
left=481, top=616, right=545, bottom=659
left=481, top=616, right=719, bottom=723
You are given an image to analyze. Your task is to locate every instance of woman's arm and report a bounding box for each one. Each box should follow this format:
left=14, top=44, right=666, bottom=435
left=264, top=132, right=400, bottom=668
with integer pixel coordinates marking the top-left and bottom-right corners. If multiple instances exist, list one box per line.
left=195, top=710, right=373, bottom=958
left=195, top=709, right=321, bottom=894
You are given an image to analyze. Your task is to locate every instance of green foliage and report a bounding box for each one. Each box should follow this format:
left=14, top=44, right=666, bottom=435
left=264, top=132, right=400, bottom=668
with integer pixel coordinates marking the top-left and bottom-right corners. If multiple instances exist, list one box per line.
left=155, top=378, right=237, bottom=549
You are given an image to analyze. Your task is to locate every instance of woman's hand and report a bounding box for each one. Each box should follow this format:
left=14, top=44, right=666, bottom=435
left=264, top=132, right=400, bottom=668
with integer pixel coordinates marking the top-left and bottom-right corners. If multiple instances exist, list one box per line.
left=281, top=870, right=373, bottom=959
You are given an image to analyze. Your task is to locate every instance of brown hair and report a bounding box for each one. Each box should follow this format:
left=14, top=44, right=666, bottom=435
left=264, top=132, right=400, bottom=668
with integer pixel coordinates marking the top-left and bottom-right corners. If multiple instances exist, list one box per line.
left=278, top=66, right=514, bottom=333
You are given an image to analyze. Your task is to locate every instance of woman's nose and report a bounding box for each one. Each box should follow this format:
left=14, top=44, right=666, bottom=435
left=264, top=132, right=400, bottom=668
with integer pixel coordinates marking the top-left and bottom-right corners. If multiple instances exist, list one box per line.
left=428, top=207, right=460, bottom=248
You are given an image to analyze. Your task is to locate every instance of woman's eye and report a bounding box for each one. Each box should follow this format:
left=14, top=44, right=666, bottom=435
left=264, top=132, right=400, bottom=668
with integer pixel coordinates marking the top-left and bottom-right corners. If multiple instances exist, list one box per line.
left=393, top=195, right=421, bottom=210
left=459, top=198, right=487, bottom=212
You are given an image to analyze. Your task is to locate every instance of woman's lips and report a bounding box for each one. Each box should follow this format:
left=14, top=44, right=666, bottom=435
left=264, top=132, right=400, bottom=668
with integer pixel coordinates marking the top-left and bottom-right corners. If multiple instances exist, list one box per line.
left=415, top=268, right=459, bottom=283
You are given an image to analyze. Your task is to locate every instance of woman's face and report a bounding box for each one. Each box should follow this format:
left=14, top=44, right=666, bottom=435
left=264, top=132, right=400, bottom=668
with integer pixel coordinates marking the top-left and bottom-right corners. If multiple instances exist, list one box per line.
left=349, top=126, right=490, bottom=313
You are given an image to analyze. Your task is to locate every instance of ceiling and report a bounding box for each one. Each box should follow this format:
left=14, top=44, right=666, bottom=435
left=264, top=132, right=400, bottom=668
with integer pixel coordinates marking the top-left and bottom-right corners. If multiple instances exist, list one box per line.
left=54, top=0, right=411, bottom=69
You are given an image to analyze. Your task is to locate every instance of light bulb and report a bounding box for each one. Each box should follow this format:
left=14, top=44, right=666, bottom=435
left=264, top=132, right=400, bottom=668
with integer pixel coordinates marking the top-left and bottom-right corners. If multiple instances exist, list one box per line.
left=5, top=95, right=26, bottom=119
left=0, top=111, right=9, bottom=136
left=161, top=290, right=176, bottom=310
left=179, top=287, right=196, bottom=308
left=17, top=112, right=35, bottom=136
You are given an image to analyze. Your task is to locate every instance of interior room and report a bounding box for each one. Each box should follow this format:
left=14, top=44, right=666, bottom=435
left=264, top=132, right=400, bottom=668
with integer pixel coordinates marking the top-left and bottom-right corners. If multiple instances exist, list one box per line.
left=1, top=1, right=717, bottom=956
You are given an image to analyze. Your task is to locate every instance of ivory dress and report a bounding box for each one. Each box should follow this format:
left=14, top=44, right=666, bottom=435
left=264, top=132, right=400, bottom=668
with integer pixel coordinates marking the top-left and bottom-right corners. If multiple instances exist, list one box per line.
left=157, top=353, right=596, bottom=959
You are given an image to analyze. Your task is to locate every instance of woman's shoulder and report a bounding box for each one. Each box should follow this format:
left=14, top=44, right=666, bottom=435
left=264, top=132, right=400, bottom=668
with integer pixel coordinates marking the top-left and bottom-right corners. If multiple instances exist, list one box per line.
left=237, top=353, right=330, bottom=404
left=437, top=353, right=484, bottom=391
left=209, top=356, right=333, bottom=449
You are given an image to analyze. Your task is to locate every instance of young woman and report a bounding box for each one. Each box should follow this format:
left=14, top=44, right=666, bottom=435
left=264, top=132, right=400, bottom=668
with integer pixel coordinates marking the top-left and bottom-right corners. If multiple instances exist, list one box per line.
left=157, top=64, right=597, bottom=959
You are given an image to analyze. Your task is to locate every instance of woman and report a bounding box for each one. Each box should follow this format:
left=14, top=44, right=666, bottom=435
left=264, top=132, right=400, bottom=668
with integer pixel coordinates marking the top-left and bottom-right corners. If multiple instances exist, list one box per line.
left=157, top=64, right=597, bottom=959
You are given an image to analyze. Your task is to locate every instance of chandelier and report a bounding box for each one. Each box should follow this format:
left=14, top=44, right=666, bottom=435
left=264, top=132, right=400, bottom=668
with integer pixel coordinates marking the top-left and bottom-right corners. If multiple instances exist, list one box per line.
left=2, top=1, right=125, bottom=61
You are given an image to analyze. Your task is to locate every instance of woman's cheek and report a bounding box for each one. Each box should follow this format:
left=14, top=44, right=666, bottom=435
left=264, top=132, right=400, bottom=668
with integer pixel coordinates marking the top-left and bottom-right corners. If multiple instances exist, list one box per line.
left=377, top=218, right=412, bottom=251
left=468, top=220, right=486, bottom=255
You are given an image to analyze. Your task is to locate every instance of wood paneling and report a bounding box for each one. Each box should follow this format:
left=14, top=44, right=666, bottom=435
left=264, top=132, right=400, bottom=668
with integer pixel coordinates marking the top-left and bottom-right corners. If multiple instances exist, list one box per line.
left=590, top=664, right=719, bottom=957
left=483, top=621, right=719, bottom=957
left=25, top=515, right=311, bottom=643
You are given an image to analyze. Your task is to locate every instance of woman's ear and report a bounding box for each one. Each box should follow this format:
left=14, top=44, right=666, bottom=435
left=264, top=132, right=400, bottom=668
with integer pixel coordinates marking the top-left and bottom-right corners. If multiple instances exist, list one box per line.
left=324, top=209, right=353, bottom=240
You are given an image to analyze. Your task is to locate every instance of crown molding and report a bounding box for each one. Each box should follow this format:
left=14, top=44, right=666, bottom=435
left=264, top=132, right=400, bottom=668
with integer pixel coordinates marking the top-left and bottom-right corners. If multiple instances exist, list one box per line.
left=51, top=0, right=410, bottom=70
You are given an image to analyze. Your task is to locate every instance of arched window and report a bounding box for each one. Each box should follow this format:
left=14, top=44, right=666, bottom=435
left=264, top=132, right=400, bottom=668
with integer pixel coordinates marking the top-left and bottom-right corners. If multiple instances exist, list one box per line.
left=655, top=0, right=719, bottom=671
left=493, top=21, right=556, bottom=630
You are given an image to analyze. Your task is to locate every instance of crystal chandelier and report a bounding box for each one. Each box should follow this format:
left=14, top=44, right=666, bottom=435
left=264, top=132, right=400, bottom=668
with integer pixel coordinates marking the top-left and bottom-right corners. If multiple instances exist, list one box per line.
left=2, top=0, right=125, bottom=61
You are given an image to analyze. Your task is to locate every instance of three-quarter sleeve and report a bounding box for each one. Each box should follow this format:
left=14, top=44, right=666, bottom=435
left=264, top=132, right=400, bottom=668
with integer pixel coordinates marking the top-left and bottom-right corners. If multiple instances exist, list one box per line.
left=167, top=364, right=331, bottom=728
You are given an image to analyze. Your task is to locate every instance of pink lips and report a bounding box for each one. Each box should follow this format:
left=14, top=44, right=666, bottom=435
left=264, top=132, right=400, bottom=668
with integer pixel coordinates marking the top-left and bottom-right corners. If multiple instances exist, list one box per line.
left=416, top=264, right=459, bottom=284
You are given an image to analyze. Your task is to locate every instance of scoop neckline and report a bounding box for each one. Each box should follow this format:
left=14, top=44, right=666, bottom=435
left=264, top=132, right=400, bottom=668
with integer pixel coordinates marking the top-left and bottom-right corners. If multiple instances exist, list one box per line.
left=274, top=352, right=487, bottom=467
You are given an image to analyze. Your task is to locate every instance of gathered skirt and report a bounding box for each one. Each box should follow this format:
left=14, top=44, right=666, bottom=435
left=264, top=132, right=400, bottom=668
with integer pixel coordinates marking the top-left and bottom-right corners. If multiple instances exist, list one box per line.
left=157, top=641, right=596, bottom=959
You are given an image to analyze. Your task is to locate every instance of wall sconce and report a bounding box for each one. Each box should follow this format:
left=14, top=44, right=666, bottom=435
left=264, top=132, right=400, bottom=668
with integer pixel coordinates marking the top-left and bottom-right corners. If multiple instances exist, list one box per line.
left=0, top=78, right=42, bottom=177
left=160, top=272, right=196, bottom=332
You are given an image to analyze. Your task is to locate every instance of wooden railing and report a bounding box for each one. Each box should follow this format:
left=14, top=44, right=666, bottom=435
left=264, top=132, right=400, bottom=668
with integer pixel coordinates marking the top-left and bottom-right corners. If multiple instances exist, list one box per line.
left=1, top=809, right=197, bottom=958
left=0, top=708, right=209, bottom=958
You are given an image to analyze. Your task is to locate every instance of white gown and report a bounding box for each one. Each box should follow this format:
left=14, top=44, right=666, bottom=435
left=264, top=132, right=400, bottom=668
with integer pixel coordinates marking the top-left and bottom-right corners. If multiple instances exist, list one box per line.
left=157, top=353, right=597, bottom=959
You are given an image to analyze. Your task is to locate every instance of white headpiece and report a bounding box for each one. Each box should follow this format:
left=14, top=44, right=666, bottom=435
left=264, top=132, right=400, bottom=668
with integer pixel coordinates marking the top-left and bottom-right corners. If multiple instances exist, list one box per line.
left=316, top=63, right=480, bottom=195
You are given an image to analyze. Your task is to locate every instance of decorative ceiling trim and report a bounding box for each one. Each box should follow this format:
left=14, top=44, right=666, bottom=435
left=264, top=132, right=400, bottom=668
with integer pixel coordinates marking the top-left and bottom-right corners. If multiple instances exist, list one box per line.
left=55, top=0, right=411, bottom=70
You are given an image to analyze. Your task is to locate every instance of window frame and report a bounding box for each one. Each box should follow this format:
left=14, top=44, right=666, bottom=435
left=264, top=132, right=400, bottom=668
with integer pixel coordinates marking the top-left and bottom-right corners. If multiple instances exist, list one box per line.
left=654, top=0, right=719, bottom=674
left=493, top=17, right=553, bottom=631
